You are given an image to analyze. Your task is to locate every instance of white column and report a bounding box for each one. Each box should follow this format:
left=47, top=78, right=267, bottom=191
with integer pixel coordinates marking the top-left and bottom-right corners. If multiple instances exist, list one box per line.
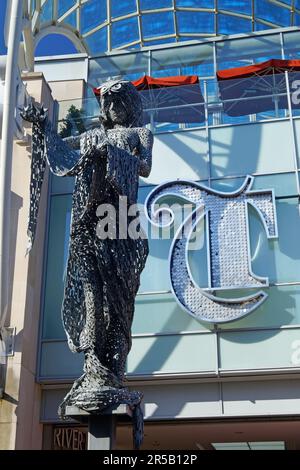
left=0, top=0, right=24, bottom=329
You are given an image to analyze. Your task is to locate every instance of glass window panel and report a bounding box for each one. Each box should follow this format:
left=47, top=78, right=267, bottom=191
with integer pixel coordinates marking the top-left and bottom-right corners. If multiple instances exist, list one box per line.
left=176, top=0, right=214, bottom=7
left=294, top=12, right=300, bottom=25
left=43, top=195, right=72, bottom=340
left=140, top=0, right=173, bottom=9
left=177, top=11, right=214, bottom=34
left=218, top=0, right=252, bottom=15
left=283, top=31, right=300, bottom=59
left=58, top=0, right=77, bottom=17
left=40, top=342, right=83, bottom=379
left=216, top=34, right=282, bottom=70
left=141, top=12, right=175, bottom=39
left=31, top=0, right=37, bottom=15
left=40, top=0, right=53, bottom=23
left=80, top=0, right=107, bottom=34
left=218, top=13, right=252, bottom=35
left=111, top=0, right=137, bottom=18
left=296, top=0, right=300, bottom=9
left=144, top=38, right=176, bottom=47
left=151, top=42, right=214, bottom=78
left=254, top=0, right=291, bottom=25
left=84, top=27, right=107, bottom=54
left=62, top=10, right=77, bottom=29
left=254, top=21, right=272, bottom=32
left=111, top=17, right=139, bottom=48
left=89, top=51, right=149, bottom=84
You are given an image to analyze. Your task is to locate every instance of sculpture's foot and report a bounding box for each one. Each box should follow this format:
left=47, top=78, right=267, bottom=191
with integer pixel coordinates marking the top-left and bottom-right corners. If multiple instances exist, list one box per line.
left=58, top=352, right=144, bottom=448
left=58, top=372, right=144, bottom=449
left=59, top=372, right=142, bottom=416
left=58, top=351, right=142, bottom=420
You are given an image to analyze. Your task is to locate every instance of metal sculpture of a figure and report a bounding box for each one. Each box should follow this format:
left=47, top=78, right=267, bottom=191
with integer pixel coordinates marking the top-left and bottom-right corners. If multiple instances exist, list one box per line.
left=21, top=80, right=153, bottom=448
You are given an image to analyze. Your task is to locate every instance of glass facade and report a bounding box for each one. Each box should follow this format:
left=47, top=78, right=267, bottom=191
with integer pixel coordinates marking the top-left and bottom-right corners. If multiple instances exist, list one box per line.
left=38, top=29, right=300, bottom=383
left=30, top=0, right=300, bottom=54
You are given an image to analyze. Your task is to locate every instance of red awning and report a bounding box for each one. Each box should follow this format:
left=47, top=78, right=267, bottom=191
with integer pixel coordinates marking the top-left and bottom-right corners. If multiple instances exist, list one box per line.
left=217, top=59, right=300, bottom=117
left=132, top=74, right=199, bottom=90
left=217, top=59, right=300, bottom=81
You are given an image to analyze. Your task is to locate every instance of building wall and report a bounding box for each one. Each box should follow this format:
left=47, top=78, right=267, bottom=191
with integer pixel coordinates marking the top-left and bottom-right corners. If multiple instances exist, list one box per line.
left=0, top=73, right=54, bottom=450
left=14, top=28, right=300, bottom=448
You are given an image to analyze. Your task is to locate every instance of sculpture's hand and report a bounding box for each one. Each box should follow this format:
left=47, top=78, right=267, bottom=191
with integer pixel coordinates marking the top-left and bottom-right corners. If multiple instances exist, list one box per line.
left=20, top=100, right=48, bottom=125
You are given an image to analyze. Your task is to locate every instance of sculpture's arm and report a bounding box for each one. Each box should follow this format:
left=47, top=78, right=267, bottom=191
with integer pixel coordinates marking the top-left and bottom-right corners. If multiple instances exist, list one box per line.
left=62, top=134, right=81, bottom=150
left=21, top=102, right=85, bottom=175
left=137, top=128, right=153, bottom=177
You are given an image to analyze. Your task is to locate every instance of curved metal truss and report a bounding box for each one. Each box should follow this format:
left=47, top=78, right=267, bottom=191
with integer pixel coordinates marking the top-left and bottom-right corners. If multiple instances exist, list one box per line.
left=23, top=1, right=300, bottom=56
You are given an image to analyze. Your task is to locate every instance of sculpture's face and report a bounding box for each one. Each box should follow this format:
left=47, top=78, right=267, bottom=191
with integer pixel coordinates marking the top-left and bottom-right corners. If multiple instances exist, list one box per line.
left=99, top=79, right=143, bottom=128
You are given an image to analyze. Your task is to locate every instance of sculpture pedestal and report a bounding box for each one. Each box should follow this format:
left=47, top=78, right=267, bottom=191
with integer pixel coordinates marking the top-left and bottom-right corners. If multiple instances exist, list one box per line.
left=65, top=404, right=132, bottom=450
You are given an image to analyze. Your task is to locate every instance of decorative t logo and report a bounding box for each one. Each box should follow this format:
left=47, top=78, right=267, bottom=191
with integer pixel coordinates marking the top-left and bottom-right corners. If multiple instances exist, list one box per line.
left=145, top=176, right=278, bottom=323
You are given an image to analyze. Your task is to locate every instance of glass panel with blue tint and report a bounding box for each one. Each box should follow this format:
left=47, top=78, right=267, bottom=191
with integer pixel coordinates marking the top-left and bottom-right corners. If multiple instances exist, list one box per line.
left=141, top=12, right=175, bottom=39
left=111, top=0, right=137, bottom=18
left=140, top=84, right=205, bottom=130
left=40, top=0, right=53, bottom=23
left=43, top=195, right=72, bottom=340
left=176, top=0, right=214, bottom=6
left=80, top=0, right=107, bottom=34
left=51, top=174, right=75, bottom=195
left=31, top=0, right=37, bottom=15
left=151, top=42, right=214, bottom=79
left=218, top=14, right=252, bottom=35
left=283, top=31, right=300, bottom=59
left=111, top=17, right=139, bottom=48
left=254, top=0, right=291, bottom=25
left=177, top=11, right=214, bottom=34
left=294, top=13, right=300, bottom=26
left=40, top=341, right=84, bottom=379
left=144, top=38, right=176, bottom=47
left=84, top=27, right=107, bottom=54
left=217, top=71, right=289, bottom=124
left=216, top=34, right=282, bottom=71
left=140, top=0, right=173, bottom=9
left=58, top=0, right=76, bottom=18
left=62, top=10, right=77, bottom=29
left=89, top=51, right=149, bottom=85
left=218, top=0, right=252, bottom=15
left=254, top=22, right=272, bottom=32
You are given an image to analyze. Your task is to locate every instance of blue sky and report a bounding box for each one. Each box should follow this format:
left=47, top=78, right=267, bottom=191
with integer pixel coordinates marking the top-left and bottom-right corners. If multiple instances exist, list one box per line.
left=0, top=1, right=77, bottom=57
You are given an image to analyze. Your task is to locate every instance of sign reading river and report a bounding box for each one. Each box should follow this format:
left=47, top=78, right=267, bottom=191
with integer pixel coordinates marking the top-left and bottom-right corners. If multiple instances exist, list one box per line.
left=145, top=175, right=278, bottom=323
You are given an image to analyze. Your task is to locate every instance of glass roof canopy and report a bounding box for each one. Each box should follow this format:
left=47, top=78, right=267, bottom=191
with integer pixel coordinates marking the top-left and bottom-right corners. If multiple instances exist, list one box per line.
left=28, top=0, right=300, bottom=56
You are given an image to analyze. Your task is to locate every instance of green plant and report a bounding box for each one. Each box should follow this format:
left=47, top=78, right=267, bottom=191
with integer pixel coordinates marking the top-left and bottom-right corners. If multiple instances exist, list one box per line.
left=59, top=104, right=86, bottom=138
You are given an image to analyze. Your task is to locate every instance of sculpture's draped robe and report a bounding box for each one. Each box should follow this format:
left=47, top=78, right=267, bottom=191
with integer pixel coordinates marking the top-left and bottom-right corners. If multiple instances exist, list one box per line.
left=29, top=121, right=149, bottom=370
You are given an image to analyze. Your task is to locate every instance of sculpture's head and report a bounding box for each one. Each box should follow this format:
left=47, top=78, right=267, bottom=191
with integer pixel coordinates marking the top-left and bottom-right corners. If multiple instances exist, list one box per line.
left=97, top=79, right=143, bottom=129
